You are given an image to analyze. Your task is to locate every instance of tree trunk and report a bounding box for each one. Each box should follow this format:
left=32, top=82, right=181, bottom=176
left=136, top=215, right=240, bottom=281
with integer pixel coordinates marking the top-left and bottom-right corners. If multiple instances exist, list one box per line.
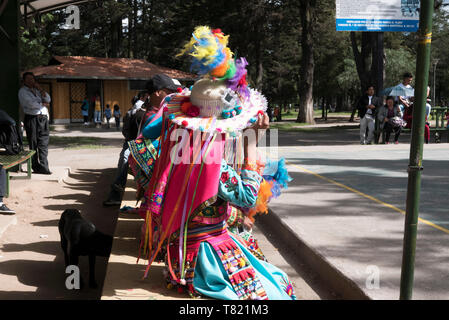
left=110, top=19, right=121, bottom=58
left=254, top=29, right=264, bottom=90
left=146, top=0, right=154, bottom=60
left=350, top=31, right=385, bottom=96
left=127, top=0, right=133, bottom=58
left=256, top=59, right=264, bottom=90
left=297, top=0, right=316, bottom=124
left=336, top=94, right=343, bottom=112
left=133, top=0, right=138, bottom=58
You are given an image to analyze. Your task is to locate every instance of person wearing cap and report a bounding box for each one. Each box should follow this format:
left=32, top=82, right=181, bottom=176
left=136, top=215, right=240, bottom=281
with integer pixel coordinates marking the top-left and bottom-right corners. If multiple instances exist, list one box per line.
left=103, top=74, right=181, bottom=207
left=138, top=73, right=182, bottom=136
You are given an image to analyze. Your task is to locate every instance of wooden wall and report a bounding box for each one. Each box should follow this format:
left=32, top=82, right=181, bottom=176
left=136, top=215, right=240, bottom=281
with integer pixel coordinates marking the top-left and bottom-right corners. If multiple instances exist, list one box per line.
left=51, top=80, right=70, bottom=120
left=38, top=79, right=70, bottom=123
left=38, top=79, right=139, bottom=123
left=103, top=80, right=139, bottom=117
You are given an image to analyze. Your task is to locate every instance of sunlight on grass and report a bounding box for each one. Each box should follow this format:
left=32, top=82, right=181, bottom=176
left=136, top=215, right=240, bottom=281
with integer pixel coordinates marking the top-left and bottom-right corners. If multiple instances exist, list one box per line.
left=269, top=122, right=327, bottom=132
left=48, top=136, right=113, bottom=149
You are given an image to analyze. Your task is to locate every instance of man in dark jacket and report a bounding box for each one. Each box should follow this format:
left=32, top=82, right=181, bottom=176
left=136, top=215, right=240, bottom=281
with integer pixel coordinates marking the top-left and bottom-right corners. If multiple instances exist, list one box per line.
left=357, top=86, right=383, bottom=145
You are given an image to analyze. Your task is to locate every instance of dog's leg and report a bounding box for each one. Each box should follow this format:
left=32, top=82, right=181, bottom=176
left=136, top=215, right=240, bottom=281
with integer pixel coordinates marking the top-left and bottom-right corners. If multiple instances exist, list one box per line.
left=61, top=237, right=69, bottom=267
left=88, top=254, right=98, bottom=289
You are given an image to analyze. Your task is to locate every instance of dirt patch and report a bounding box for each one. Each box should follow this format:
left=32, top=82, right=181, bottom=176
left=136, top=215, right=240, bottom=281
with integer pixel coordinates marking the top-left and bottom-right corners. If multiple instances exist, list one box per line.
left=0, top=147, right=122, bottom=299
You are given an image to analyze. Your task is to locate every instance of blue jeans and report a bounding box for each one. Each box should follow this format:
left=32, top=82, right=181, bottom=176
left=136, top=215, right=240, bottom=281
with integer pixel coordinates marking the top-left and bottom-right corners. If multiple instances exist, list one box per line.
left=94, top=111, right=102, bottom=123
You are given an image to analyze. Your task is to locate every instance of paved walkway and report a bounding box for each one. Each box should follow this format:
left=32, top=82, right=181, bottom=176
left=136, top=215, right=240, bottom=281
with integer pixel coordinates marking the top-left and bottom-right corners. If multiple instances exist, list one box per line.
left=269, top=141, right=449, bottom=299
left=2, top=120, right=447, bottom=299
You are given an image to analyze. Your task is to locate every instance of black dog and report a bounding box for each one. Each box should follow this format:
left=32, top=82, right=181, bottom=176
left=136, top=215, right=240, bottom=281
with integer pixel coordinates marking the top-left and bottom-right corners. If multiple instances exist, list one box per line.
left=58, top=209, right=113, bottom=289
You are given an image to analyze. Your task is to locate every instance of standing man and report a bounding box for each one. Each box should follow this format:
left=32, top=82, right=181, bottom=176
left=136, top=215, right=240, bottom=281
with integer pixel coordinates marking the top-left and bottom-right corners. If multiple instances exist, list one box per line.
left=397, top=72, right=414, bottom=114
left=357, top=85, right=383, bottom=145
left=18, top=72, right=52, bottom=174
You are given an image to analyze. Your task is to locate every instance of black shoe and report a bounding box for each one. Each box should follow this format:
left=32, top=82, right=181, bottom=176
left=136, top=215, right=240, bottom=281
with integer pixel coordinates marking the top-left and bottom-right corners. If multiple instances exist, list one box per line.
left=0, top=204, right=15, bottom=215
left=111, top=183, right=125, bottom=193
left=33, top=168, right=52, bottom=175
left=103, top=199, right=122, bottom=207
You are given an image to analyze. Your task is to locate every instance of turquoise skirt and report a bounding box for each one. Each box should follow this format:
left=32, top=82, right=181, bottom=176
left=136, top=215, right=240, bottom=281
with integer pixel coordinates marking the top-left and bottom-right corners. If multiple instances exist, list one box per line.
left=193, top=234, right=296, bottom=300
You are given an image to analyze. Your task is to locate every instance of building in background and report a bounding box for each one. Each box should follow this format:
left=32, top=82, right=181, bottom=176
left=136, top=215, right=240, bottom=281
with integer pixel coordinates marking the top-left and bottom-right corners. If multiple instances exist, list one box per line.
left=25, top=56, right=196, bottom=124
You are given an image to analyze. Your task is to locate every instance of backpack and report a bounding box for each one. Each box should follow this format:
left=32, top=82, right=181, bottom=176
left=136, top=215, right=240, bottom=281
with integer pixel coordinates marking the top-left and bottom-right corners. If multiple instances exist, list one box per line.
left=81, top=100, right=89, bottom=111
left=122, top=108, right=145, bottom=141
left=121, top=109, right=133, bottom=140
left=0, top=116, right=23, bottom=155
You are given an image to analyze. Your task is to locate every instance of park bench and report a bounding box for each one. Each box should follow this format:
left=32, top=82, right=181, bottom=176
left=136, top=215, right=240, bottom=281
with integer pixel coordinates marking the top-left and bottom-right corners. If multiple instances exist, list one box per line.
left=0, top=150, right=36, bottom=197
left=428, top=106, right=449, bottom=143
left=373, top=106, right=449, bottom=144
left=400, top=106, right=449, bottom=143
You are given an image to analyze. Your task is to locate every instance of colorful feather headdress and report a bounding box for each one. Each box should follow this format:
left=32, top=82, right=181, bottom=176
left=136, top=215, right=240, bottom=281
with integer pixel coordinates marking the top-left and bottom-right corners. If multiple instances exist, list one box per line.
left=139, top=26, right=271, bottom=283
left=168, top=26, right=264, bottom=134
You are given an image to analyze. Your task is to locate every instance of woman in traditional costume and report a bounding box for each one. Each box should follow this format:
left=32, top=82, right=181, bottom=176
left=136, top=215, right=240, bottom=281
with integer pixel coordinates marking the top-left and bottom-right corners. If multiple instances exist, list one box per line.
left=133, top=26, right=295, bottom=300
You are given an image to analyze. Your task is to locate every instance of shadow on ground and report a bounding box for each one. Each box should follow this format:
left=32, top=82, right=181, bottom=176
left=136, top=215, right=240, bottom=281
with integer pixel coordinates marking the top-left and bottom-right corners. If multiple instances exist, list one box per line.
left=0, top=167, right=119, bottom=299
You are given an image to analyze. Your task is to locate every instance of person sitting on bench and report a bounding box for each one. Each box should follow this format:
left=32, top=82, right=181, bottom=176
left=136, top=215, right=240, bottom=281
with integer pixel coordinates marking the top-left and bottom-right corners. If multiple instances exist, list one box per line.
left=0, top=165, right=15, bottom=214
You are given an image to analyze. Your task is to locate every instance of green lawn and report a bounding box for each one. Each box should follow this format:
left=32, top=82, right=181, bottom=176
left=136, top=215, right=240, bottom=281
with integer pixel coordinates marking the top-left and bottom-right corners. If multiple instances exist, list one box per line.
left=23, top=136, right=114, bottom=150
left=279, top=109, right=351, bottom=120
left=269, top=121, right=331, bottom=132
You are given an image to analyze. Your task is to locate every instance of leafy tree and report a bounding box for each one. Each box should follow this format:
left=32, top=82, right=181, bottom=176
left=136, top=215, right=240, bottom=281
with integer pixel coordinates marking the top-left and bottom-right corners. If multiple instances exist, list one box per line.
left=384, top=48, right=416, bottom=88
left=19, top=14, right=54, bottom=70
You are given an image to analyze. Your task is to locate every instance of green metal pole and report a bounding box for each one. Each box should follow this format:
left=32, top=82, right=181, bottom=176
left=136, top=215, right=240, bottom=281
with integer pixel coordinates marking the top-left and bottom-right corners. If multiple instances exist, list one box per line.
left=0, top=0, right=20, bottom=122
left=399, top=0, right=434, bottom=300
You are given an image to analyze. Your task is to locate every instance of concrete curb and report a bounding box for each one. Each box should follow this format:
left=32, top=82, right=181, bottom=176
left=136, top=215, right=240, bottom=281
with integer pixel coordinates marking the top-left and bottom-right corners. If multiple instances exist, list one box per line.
left=257, top=209, right=370, bottom=300
left=0, top=215, right=17, bottom=239
left=59, top=167, right=71, bottom=183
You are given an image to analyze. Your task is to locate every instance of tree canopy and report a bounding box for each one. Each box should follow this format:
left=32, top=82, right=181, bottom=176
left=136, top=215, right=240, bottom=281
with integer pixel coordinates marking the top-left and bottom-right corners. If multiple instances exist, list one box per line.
left=20, top=0, right=449, bottom=122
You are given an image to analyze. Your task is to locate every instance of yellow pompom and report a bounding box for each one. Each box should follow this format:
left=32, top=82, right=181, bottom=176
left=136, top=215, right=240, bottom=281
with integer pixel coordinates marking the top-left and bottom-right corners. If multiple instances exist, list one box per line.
left=248, top=179, right=273, bottom=220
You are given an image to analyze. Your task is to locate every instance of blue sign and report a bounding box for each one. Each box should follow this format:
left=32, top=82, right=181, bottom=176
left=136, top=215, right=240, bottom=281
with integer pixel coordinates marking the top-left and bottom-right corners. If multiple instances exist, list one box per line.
left=336, top=0, right=420, bottom=32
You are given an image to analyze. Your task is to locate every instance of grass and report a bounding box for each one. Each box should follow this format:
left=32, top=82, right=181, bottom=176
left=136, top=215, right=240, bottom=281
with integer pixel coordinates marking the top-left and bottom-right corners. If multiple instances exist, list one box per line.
left=279, top=109, right=351, bottom=120
left=23, top=136, right=114, bottom=150
left=269, top=121, right=330, bottom=132
left=50, top=136, right=114, bottom=149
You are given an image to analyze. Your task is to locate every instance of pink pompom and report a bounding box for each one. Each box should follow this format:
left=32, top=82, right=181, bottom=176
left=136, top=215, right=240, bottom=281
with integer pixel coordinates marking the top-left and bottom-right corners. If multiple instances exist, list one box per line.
left=186, top=105, right=200, bottom=117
